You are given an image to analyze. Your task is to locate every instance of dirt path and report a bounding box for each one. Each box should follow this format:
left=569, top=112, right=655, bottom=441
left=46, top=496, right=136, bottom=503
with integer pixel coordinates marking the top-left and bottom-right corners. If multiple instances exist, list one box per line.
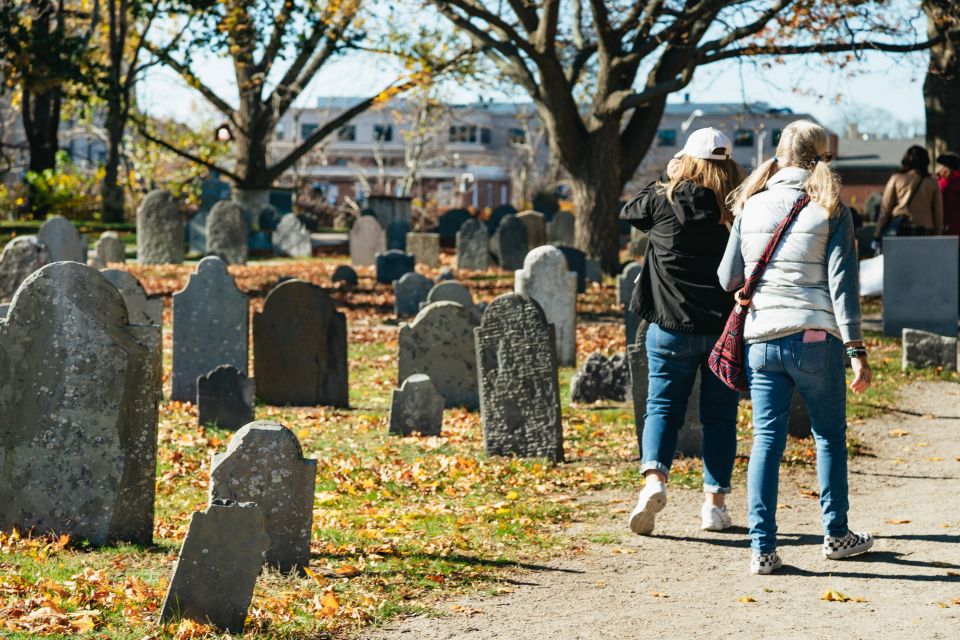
left=366, top=381, right=960, bottom=639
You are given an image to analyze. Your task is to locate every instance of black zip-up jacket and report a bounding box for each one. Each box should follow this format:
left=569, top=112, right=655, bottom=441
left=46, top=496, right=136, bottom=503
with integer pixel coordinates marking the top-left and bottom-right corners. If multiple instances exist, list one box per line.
left=619, top=176, right=734, bottom=335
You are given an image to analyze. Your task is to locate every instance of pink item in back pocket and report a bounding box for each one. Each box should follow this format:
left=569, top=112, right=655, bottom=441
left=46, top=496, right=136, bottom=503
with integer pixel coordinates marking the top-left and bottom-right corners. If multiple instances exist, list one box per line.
left=802, top=330, right=827, bottom=343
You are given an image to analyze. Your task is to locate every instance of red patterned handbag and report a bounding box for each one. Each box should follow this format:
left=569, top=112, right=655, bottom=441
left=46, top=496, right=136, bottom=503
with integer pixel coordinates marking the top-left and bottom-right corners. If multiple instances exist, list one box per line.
left=708, top=193, right=811, bottom=392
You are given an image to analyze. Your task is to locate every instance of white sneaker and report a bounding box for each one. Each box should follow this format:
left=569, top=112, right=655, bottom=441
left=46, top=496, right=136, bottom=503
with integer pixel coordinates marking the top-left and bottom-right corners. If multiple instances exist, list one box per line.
left=823, top=531, right=873, bottom=559
left=700, top=503, right=733, bottom=531
left=629, top=483, right=667, bottom=535
left=750, top=551, right=783, bottom=575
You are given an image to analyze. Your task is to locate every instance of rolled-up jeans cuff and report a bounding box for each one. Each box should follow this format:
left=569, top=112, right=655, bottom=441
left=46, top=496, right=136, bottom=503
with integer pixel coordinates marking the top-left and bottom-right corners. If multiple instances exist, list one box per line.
left=641, top=461, right=670, bottom=476
left=703, top=483, right=732, bottom=495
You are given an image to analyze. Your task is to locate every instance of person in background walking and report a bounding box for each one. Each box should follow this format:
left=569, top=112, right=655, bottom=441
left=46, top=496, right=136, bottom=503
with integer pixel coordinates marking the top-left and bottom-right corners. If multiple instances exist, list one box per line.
left=719, top=120, right=873, bottom=575
left=936, top=152, right=960, bottom=235
left=872, top=145, right=943, bottom=251
left=620, top=128, right=744, bottom=536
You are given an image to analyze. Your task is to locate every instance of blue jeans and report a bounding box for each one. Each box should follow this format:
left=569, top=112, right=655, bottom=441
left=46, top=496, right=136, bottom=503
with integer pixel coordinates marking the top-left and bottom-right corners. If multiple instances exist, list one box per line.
left=746, top=333, right=849, bottom=553
left=642, top=324, right=741, bottom=493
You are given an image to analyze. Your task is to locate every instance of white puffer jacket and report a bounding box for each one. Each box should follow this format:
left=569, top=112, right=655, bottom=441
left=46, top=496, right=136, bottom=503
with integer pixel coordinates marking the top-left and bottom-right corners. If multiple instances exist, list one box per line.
left=717, top=167, right=862, bottom=344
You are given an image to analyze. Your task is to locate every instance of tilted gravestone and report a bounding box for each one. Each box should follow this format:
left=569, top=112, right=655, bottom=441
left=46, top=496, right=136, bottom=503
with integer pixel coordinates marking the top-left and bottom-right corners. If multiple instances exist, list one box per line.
left=137, top=189, right=184, bottom=264
left=456, top=218, right=490, bottom=270
left=331, top=264, right=358, bottom=286
left=883, top=237, right=959, bottom=338
left=101, top=269, right=162, bottom=326
left=491, top=214, right=528, bottom=270
left=514, top=245, right=577, bottom=366
left=516, top=210, right=547, bottom=250
left=570, top=352, right=630, bottom=403
left=198, top=365, right=255, bottom=430
left=547, top=210, right=574, bottom=245
left=388, top=374, right=444, bottom=436
left=90, top=231, right=126, bottom=268
left=395, top=272, right=434, bottom=318
left=387, top=220, right=411, bottom=251
left=399, top=301, right=479, bottom=409
left=618, top=261, right=642, bottom=306
left=172, top=257, right=248, bottom=402
left=209, top=422, right=316, bottom=573
left=475, top=293, right=563, bottom=461
left=556, top=245, right=587, bottom=293
left=0, top=262, right=161, bottom=545
left=205, top=200, right=249, bottom=265
left=159, top=500, right=270, bottom=633
left=38, top=215, right=87, bottom=263
left=273, top=213, right=312, bottom=258
left=254, top=280, right=348, bottom=406
left=406, top=232, right=441, bottom=267
left=375, top=250, right=415, bottom=284
left=349, top=215, right=386, bottom=266
left=0, top=236, right=50, bottom=302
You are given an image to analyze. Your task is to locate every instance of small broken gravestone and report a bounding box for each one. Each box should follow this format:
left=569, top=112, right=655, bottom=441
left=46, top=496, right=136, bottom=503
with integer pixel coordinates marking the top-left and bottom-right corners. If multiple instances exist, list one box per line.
left=197, top=365, right=255, bottom=430
left=0, top=236, right=50, bottom=302
left=514, top=245, right=577, bottom=366
left=570, top=352, right=631, bottom=403
left=491, top=214, right=528, bottom=270
left=475, top=293, right=563, bottom=461
left=159, top=500, right=271, bottom=633
left=101, top=269, right=163, bottom=325
left=38, top=215, right=87, bottom=263
left=205, top=200, right=249, bottom=265
left=388, top=374, right=444, bottom=436
left=394, top=272, right=434, bottom=318
left=90, top=231, right=126, bottom=268
left=349, top=215, right=387, bottom=266
left=137, top=189, right=184, bottom=264
left=209, top=422, right=317, bottom=573
left=375, top=249, right=415, bottom=284
left=556, top=245, right=587, bottom=293
left=456, top=217, right=490, bottom=270
left=902, top=328, right=958, bottom=371
left=516, top=210, right=547, bottom=250
left=273, top=213, right=312, bottom=258
left=406, top=232, right=441, bottom=267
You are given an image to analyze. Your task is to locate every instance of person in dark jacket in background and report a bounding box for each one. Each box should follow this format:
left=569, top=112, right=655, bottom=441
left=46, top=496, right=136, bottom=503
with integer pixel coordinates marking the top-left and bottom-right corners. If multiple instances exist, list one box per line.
left=936, top=152, right=960, bottom=235
left=620, top=127, right=745, bottom=536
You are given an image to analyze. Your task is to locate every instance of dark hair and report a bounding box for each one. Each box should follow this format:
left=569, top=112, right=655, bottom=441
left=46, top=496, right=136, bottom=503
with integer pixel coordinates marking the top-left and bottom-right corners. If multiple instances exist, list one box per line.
left=901, top=145, right=930, bottom=176
left=937, top=152, right=960, bottom=172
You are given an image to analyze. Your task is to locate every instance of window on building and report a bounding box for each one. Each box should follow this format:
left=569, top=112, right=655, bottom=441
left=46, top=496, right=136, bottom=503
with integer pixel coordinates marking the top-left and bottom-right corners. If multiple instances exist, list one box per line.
left=449, top=125, right=478, bottom=143
left=508, top=128, right=526, bottom=145
left=480, top=127, right=492, bottom=144
left=657, top=129, right=677, bottom=147
left=734, top=129, right=755, bottom=147
left=300, top=123, right=318, bottom=140
left=333, top=158, right=349, bottom=166
left=771, top=128, right=783, bottom=146
left=337, top=125, right=356, bottom=141
left=374, top=124, right=393, bottom=142
left=275, top=123, right=285, bottom=140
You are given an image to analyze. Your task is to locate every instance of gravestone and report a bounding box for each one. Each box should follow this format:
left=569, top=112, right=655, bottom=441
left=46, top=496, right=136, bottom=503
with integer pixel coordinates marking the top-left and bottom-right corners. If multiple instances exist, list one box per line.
left=456, top=218, right=490, bottom=270
left=626, top=309, right=642, bottom=348
left=475, top=293, right=563, bottom=461
left=0, top=236, right=50, bottom=302
left=857, top=224, right=877, bottom=260
left=883, top=237, right=959, bottom=337
left=532, top=191, right=559, bottom=220
left=618, top=261, right=643, bottom=306
left=209, top=422, right=316, bottom=573
left=902, top=328, right=958, bottom=371
left=570, top=352, right=630, bottom=403
left=437, top=266, right=456, bottom=281
left=0, top=304, right=7, bottom=319
left=198, top=365, right=255, bottom=429
left=407, top=232, right=441, bottom=267
left=273, top=214, right=312, bottom=258
left=172, top=257, right=248, bottom=402
left=516, top=210, right=547, bottom=250
left=0, top=262, right=160, bottom=545
left=331, top=264, right=358, bottom=287
left=399, top=301, right=479, bottom=409
left=101, top=269, right=162, bottom=326
left=387, top=220, right=410, bottom=251
left=90, top=231, right=125, bottom=268
left=486, top=204, right=517, bottom=235
left=206, top=200, right=249, bottom=265
left=38, top=215, right=86, bottom=263
left=627, top=321, right=701, bottom=457
left=547, top=210, right=574, bottom=245
left=425, top=280, right=479, bottom=321
left=187, top=210, right=209, bottom=255
left=367, top=195, right=412, bottom=229
left=395, top=272, right=434, bottom=318
left=491, top=214, right=528, bottom=270
left=349, top=215, right=387, bottom=266
left=388, top=374, right=444, bottom=436
left=586, top=259, right=603, bottom=284
left=375, top=250, right=415, bottom=284
left=514, top=245, right=577, bottom=366
left=137, top=189, right=184, bottom=264
left=254, top=280, right=348, bottom=406
left=556, top=245, right=587, bottom=293
left=437, top=208, right=471, bottom=241
left=159, top=500, right=270, bottom=633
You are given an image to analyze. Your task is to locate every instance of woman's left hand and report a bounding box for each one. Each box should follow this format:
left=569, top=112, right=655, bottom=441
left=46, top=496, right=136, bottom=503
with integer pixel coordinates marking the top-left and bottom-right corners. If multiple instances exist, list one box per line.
left=850, top=357, right=872, bottom=393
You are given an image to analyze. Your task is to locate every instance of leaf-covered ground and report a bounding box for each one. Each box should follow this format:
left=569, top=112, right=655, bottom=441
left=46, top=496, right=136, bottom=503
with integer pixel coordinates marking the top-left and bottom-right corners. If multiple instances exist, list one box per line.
left=1, top=252, right=953, bottom=638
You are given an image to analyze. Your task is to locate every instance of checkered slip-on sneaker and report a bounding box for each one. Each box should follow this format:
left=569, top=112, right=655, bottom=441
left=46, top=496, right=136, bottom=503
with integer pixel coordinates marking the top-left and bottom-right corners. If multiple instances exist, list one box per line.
left=750, top=551, right=783, bottom=575
left=823, top=531, right=873, bottom=559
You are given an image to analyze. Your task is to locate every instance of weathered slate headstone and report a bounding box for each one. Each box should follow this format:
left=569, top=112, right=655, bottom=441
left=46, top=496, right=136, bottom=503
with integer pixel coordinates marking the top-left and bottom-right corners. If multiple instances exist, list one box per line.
left=456, top=218, right=490, bottom=270
left=388, top=374, right=444, bottom=436
left=349, top=215, right=386, bottom=266
left=38, top=215, right=86, bottom=263
left=883, top=237, right=959, bottom=337
left=406, top=232, right=441, bottom=267
left=375, top=250, right=415, bottom=284
left=395, top=272, right=434, bottom=318
left=387, top=220, right=410, bottom=251
left=254, top=280, right=348, bottom=406
left=331, top=264, right=358, bottom=287
left=198, top=365, right=255, bottom=429
left=137, top=189, right=184, bottom=264
left=205, top=200, right=249, bottom=265
left=426, top=280, right=473, bottom=308
left=0, top=236, right=50, bottom=302
left=172, top=256, right=248, bottom=402
left=570, top=352, right=630, bottom=403
left=486, top=204, right=517, bottom=235
left=491, top=214, right=528, bottom=270
left=272, top=213, right=312, bottom=258
left=209, top=422, right=316, bottom=572
left=101, top=269, right=162, bottom=326
left=514, top=245, right=577, bottom=366
left=187, top=210, right=208, bottom=255
left=437, top=208, right=471, bottom=241
left=618, top=261, right=642, bottom=306
left=475, top=293, right=563, bottom=461
left=547, top=210, right=574, bottom=245
left=90, top=231, right=126, bottom=268
left=399, top=301, right=479, bottom=409
left=159, top=500, right=270, bottom=633
left=0, top=262, right=160, bottom=545
left=556, top=245, right=587, bottom=293
left=516, top=210, right=547, bottom=250
left=902, top=328, right=958, bottom=371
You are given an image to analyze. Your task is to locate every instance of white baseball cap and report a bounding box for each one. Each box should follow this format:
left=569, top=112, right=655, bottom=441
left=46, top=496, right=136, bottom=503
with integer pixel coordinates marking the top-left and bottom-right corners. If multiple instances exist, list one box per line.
left=674, top=127, right=733, bottom=160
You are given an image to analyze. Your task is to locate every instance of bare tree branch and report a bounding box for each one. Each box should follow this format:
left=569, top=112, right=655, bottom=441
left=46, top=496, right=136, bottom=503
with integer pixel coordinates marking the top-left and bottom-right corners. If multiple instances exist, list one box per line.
left=131, top=116, right=240, bottom=182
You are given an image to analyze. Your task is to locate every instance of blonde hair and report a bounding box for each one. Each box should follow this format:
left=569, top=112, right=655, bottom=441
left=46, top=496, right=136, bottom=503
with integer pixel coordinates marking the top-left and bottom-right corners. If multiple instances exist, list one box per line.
left=659, top=155, right=744, bottom=224
left=728, top=120, right=841, bottom=217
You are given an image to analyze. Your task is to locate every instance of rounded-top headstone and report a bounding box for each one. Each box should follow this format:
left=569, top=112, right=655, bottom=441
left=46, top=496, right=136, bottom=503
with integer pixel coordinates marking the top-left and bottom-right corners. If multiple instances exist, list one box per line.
left=137, top=189, right=184, bottom=264
left=38, top=215, right=86, bottom=263
left=395, top=271, right=434, bottom=318
left=206, top=200, right=249, bottom=265
left=492, top=214, right=528, bottom=271
left=618, top=261, right=642, bottom=306
left=515, top=245, right=577, bottom=366
left=349, top=215, right=386, bottom=266
left=92, top=231, right=126, bottom=268
left=456, top=217, right=489, bottom=271
left=516, top=210, right=547, bottom=250
left=273, top=213, right=312, bottom=258
left=101, top=268, right=162, bottom=325
left=331, top=264, right=359, bottom=286
left=426, top=281, right=474, bottom=308
left=0, top=235, right=50, bottom=302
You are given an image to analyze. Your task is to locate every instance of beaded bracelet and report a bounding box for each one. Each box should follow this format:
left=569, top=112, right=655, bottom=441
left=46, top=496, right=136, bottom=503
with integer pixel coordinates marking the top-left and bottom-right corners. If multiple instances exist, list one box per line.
left=845, top=346, right=868, bottom=359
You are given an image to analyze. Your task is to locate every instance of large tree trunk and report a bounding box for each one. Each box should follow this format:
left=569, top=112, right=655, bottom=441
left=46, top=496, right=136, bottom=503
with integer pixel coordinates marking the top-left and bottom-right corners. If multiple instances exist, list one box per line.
left=21, top=84, right=61, bottom=174
left=570, top=128, right=625, bottom=274
left=101, top=100, right=126, bottom=222
left=232, top=98, right=274, bottom=227
left=924, top=2, right=960, bottom=160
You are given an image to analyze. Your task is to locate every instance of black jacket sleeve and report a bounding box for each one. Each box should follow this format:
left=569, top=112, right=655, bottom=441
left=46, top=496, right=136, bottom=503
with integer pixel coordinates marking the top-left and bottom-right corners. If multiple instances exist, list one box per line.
left=619, top=177, right=665, bottom=232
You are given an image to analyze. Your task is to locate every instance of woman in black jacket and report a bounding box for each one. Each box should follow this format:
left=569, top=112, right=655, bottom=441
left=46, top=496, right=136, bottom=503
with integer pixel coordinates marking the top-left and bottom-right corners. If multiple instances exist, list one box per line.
left=620, top=127, right=743, bottom=536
